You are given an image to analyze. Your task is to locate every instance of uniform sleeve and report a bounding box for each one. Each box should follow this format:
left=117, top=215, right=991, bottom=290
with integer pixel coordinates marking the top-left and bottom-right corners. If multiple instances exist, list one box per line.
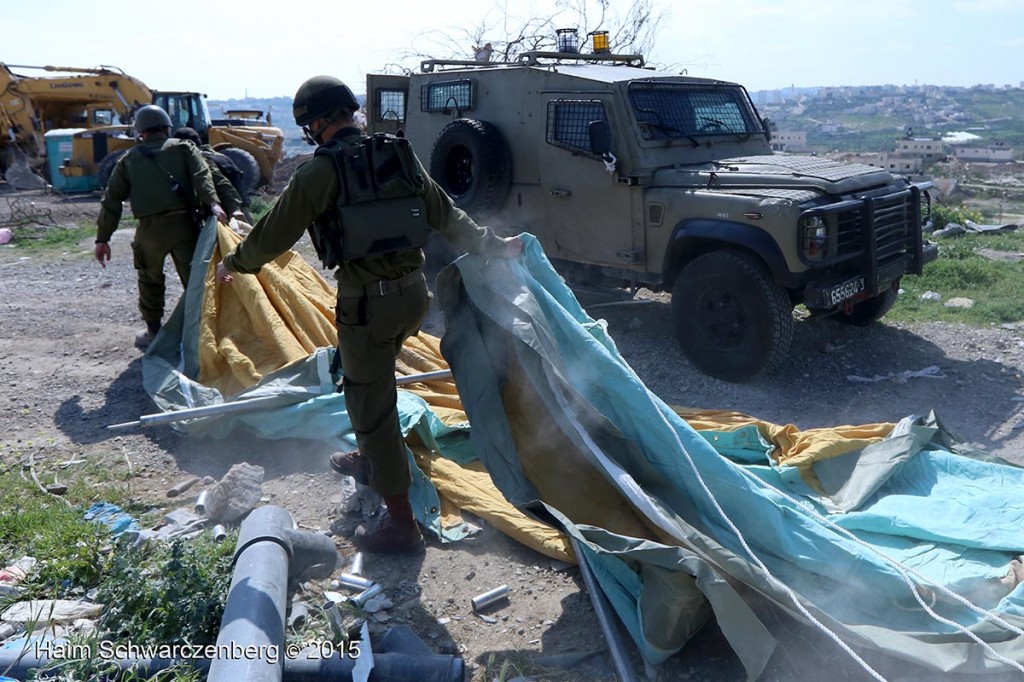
left=209, top=164, right=242, bottom=216
left=185, top=145, right=219, bottom=207
left=418, top=157, right=507, bottom=257
left=96, top=157, right=131, bottom=242
left=223, top=157, right=337, bottom=274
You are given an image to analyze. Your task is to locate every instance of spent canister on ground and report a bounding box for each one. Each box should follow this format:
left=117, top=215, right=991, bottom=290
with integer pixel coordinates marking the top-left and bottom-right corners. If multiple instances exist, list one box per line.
left=350, top=583, right=383, bottom=608
left=471, top=584, right=509, bottom=612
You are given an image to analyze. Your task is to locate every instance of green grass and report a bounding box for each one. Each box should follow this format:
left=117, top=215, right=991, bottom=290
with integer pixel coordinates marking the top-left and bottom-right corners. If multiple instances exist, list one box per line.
left=0, top=462, right=233, bottom=682
left=888, top=231, right=1024, bottom=325
left=10, top=222, right=97, bottom=251
left=0, top=470, right=109, bottom=593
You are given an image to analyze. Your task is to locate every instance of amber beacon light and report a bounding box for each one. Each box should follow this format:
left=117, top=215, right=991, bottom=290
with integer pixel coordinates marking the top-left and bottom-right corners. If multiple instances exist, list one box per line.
left=590, top=30, right=610, bottom=53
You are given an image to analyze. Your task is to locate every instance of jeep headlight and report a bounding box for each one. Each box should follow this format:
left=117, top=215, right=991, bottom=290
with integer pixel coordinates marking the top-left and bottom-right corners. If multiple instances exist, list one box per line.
left=801, top=215, right=828, bottom=260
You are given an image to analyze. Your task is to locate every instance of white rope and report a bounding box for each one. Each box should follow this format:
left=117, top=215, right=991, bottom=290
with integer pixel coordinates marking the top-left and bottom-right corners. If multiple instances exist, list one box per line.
left=729, top=461, right=1024, bottom=674
left=634, top=376, right=1024, bottom=675
left=636, top=391, right=890, bottom=682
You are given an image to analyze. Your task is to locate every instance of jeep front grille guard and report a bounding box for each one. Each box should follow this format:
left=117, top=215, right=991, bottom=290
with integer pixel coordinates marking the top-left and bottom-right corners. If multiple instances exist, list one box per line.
left=798, top=185, right=926, bottom=293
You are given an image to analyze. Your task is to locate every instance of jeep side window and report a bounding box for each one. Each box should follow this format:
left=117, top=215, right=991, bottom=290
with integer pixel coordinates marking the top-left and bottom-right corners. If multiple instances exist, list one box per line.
left=628, top=82, right=760, bottom=139
left=545, top=100, right=608, bottom=156
left=376, top=89, right=407, bottom=123
left=420, top=79, right=473, bottom=114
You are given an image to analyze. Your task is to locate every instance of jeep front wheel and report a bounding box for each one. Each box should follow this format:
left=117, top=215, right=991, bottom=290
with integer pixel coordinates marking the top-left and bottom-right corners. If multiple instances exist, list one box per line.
left=672, top=251, right=793, bottom=381
left=833, top=283, right=899, bottom=326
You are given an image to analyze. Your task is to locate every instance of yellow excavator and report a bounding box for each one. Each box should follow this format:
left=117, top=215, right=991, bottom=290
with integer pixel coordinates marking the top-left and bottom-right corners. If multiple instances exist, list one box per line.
left=0, top=63, right=284, bottom=192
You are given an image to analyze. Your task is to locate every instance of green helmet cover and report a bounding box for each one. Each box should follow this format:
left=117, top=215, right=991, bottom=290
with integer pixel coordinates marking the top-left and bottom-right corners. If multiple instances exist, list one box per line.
left=293, top=76, right=359, bottom=126
left=134, top=104, right=172, bottom=134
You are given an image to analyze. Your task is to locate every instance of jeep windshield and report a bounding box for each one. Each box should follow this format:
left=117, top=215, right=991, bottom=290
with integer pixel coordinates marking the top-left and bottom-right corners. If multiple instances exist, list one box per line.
left=628, top=82, right=763, bottom=141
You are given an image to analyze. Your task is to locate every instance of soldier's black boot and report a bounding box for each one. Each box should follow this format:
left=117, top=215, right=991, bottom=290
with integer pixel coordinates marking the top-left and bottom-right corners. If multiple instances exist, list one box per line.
left=134, top=320, right=161, bottom=349
left=328, top=450, right=369, bottom=485
left=354, top=493, right=424, bottom=554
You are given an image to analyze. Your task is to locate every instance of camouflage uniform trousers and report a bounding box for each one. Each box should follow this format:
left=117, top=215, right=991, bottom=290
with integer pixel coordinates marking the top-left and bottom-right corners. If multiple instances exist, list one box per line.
left=131, top=211, right=200, bottom=324
left=335, top=273, right=429, bottom=497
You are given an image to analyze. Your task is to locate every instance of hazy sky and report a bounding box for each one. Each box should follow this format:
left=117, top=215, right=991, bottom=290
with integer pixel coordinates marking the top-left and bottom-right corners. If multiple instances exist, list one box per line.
left=4, top=0, right=1020, bottom=100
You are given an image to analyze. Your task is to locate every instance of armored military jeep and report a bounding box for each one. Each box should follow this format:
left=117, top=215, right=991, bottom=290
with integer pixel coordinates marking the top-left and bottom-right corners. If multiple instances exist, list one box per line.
left=366, top=51, right=936, bottom=381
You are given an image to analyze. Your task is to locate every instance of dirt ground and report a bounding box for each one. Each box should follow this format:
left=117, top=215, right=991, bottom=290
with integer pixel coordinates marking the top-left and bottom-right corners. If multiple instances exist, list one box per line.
left=2, top=184, right=1024, bottom=682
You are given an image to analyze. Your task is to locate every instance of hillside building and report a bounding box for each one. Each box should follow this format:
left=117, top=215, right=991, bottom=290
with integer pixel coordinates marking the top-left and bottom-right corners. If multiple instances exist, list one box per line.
left=954, top=142, right=1014, bottom=163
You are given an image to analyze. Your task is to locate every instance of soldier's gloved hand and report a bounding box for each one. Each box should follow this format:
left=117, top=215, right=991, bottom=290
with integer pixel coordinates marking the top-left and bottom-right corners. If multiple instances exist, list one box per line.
left=215, top=261, right=234, bottom=284
left=499, top=236, right=523, bottom=259
left=94, top=241, right=111, bottom=268
left=210, top=203, right=228, bottom=223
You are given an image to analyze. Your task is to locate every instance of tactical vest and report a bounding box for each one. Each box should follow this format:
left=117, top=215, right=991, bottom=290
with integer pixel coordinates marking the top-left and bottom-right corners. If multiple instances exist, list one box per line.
left=309, top=133, right=429, bottom=268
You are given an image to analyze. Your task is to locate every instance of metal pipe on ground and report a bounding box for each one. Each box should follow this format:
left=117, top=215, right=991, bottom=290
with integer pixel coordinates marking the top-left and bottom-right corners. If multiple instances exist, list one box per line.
left=0, top=507, right=461, bottom=681
left=570, top=536, right=640, bottom=682
left=106, top=369, right=454, bottom=430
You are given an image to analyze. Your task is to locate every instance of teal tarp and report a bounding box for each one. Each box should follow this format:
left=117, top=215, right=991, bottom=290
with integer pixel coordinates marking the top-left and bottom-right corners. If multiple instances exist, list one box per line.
left=436, top=235, right=1024, bottom=678
left=143, top=227, right=1024, bottom=678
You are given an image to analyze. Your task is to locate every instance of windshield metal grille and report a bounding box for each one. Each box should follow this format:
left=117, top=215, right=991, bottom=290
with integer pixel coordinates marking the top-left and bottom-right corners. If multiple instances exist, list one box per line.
left=628, top=83, right=757, bottom=139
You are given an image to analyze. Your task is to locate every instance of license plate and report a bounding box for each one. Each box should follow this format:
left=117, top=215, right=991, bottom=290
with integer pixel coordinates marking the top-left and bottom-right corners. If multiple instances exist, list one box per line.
left=825, top=276, right=865, bottom=307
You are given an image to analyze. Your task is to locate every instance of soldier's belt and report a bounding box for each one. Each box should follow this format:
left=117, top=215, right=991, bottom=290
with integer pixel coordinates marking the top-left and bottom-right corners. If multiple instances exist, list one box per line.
left=336, top=269, right=424, bottom=298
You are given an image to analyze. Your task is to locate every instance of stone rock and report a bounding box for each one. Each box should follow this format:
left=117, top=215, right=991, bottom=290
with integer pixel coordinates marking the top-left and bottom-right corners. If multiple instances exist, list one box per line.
left=207, top=462, right=265, bottom=523
left=944, top=297, right=974, bottom=309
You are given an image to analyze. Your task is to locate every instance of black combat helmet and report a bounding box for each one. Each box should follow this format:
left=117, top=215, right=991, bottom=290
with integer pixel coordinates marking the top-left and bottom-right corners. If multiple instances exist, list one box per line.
left=133, top=104, right=172, bottom=134
left=293, top=76, right=359, bottom=126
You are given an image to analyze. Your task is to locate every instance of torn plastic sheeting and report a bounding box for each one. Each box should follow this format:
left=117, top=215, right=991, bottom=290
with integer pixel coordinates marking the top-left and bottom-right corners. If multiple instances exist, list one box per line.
left=83, top=502, right=139, bottom=536
left=436, top=233, right=1024, bottom=677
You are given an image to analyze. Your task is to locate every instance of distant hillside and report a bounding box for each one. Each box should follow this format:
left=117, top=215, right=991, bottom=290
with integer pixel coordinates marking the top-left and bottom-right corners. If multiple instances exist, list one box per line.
left=751, top=84, right=1024, bottom=152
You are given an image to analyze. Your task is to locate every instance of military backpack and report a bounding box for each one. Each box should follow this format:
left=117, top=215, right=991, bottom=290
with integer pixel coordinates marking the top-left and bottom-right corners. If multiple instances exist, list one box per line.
left=309, top=133, right=429, bottom=268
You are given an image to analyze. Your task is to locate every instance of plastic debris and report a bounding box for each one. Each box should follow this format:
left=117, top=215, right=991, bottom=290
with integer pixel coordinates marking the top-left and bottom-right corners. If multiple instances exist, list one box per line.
left=920, top=291, right=942, bottom=302
left=83, top=502, right=140, bottom=536
left=847, top=365, right=946, bottom=384
left=2, top=599, right=102, bottom=624
left=0, top=557, right=36, bottom=595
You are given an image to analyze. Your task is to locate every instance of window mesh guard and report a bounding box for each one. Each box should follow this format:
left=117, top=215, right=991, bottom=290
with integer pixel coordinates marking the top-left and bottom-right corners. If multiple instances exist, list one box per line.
left=546, top=100, right=607, bottom=154
left=421, top=80, right=473, bottom=113
left=376, top=90, right=406, bottom=122
left=628, top=83, right=754, bottom=139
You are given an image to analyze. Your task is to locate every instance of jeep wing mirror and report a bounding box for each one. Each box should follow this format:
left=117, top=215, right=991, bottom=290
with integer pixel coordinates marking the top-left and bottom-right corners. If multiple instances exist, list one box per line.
left=588, top=120, right=617, bottom=174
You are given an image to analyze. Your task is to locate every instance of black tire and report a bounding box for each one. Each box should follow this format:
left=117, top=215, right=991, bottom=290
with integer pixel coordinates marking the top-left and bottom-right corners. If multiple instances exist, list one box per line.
left=671, top=251, right=794, bottom=382
left=429, top=118, right=511, bottom=215
left=833, top=283, right=899, bottom=326
left=218, top=147, right=261, bottom=193
left=97, top=149, right=128, bottom=190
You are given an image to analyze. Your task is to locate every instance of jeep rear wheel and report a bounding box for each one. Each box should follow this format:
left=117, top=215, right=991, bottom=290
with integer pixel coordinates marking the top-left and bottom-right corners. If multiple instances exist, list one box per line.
left=833, top=283, right=899, bottom=326
left=672, top=251, right=793, bottom=382
left=429, top=118, right=511, bottom=215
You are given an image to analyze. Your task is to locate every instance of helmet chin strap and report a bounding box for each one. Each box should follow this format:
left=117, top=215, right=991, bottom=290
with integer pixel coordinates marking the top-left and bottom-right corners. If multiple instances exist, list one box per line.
left=304, top=112, right=343, bottom=146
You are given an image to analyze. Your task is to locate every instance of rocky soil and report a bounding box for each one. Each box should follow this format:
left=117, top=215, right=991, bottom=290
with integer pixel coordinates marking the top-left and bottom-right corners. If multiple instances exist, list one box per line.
left=2, top=185, right=1024, bottom=682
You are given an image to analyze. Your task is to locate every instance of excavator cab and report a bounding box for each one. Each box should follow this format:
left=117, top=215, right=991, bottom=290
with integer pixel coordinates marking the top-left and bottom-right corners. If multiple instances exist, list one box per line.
left=152, top=91, right=211, bottom=141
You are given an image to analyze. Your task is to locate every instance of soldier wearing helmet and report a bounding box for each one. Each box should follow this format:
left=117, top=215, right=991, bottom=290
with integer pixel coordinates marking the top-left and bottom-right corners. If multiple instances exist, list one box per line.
left=217, top=75, right=522, bottom=554
left=96, top=104, right=228, bottom=349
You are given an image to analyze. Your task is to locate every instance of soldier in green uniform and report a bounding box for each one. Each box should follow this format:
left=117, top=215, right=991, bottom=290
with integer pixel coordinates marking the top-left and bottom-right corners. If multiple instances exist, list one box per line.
left=171, top=127, right=244, bottom=220
left=216, top=76, right=521, bottom=553
left=95, top=105, right=227, bottom=349
left=172, top=127, right=251, bottom=223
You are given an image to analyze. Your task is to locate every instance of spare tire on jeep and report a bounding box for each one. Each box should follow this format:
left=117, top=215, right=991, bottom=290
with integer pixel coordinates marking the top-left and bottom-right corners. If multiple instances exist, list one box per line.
left=429, top=118, right=511, bottom=215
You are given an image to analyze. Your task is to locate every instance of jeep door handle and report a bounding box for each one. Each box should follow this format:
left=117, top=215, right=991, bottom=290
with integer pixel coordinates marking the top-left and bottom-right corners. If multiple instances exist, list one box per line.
left=549, top=188, right=572, bottom=197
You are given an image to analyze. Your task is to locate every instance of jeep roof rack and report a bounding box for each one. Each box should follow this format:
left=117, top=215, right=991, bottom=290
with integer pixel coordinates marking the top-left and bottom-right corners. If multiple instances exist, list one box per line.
left=517, top=51, right=645, bottom=67
left=420, top=51, right=644, bottom=73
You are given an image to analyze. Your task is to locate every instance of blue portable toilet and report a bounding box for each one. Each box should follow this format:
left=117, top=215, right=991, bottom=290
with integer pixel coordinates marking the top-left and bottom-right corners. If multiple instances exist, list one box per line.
left=44, top=129, right=98, bottom=193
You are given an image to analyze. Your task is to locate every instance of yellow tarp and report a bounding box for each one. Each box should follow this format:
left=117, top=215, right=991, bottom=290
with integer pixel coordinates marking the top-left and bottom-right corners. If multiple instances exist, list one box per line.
left=197, top=223, right=896, bottom=561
